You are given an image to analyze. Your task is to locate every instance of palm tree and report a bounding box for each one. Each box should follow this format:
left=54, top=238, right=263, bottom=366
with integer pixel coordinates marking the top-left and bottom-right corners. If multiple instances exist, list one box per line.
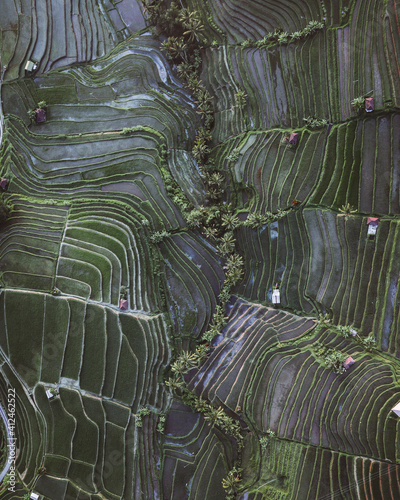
left=277, top=32, right=289, bottom=44
left=218, top=232, right=236, bottom=256
left=192, top=137, right=210, bottom=162
left=244, top=212, right=268, bottom=229
left=207, top=172, right=224, bottom=187
left=177, top=62, right=194, bottom=80
left=234, top=90, right=247, bottom=108
left=222, top=468, right=242, bottom=497
left=207, top=187, right=221, bottom=201
left=193, top=397, right=209, bottom=412
left=225, top=267, right=243, bottom=287
left=197, top=127, right=212, bottom=142
left=171, top=351, right=199, bottom=373
left=204, top=406, right=225, bottom=426
left=170, top=358, right=187, bottom=374
left=186, top=207, right=204, bottom=228
left=186, top=75, right=202, bottom=92
left=338, top=203, right=357, bottom=217
left=221, top=213, right=239, bottom=230
left=160, top=36, right=188, bottom=61
left=202, top=226, right=218, bottom=239
left=183, top=18, right=204, bottom=42
left=219, top=287, right=231, bottom=303
left=196, top=88, right=213, bottom=108
left=165, top=376, right=185, bottom=392
left=179, top=9, right=204, bottom=42
left=291, top=31, right=303, bottom=41
left=225, top=253, right=244, bottom=272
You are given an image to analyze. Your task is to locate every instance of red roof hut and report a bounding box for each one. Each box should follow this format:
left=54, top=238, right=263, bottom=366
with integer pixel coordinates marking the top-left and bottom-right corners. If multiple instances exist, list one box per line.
left=35, top=109, right=46, bottom=124
left=343, top=356, right=355, bottom=370
left=365, top=97, right=374, bottom=112
left=288, top=132, right=299, bottom=145
left=119, top=299, right=128, bottom=310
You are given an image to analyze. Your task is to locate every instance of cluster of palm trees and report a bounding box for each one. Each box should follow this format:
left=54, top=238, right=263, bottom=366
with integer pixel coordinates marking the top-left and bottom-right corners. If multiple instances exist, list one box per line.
left=243, top=209, right=287, bottom=229
left=155, top=4, right=205, bottom=64
left=134, top=406, right=167, bottom=433
left=303, top=116, right=328, bottom=129
left=334, top=324, right=376, bottom=352
left=192, top=127, right=211, bottom=162
left=240, top=20, right=325, bottom=49
left=145, top=0, right=246, bottom=452
left=259, top=429, right=276, bottom=450
left=222, top=467, right=243, bottom=499
left=185, top=391, right=243, bottom=440
left=150, top=230, right=171, bottom=243
left=147, top=1, right=216, bottom=162
left=166, top=371, right=243, bottom=439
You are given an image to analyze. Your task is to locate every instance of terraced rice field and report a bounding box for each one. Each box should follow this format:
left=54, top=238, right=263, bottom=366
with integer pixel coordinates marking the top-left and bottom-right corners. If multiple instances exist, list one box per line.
left=1, top=0, right=400, bottom=499
left=203, top=36, right=330, bottom=140
left=186, top=298, right=400, bottom=497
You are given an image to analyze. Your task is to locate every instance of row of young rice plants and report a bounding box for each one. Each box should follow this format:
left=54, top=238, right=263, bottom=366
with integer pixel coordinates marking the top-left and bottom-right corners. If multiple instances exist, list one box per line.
left=303, top=211, right=400, bottom=349
left=36, top=386, right=137, bottom=498
left=219, top=130, right=327, bottom=213
left=0, top=289, right=170, bottom=406
left=161, top=401, right=235, bottom=500
left=0, top=288, right=171, bottom=496
left=233, top=210, right=315, bottom=315
left=385, top=0, right=400, bottom=107
left=186, top=295, right=400, bottom=470
left=248, top=332, right=398, bottom=460
left=100, top=0, right=147, bottom=39
left=186, top=298, right=316, bottom=411
left=372, top=221, right=400, bottom=354
left=201, top=32, right=329, bottom=143
left=64, top=202, right=169, bottom=310
left=129, top=414, right=164, bottom=500
left=232, top=206, right=400, bottom=356
left=0, top=358, right=44, bottom=489
left=246, top=439, right=370, bottom=499
left=2, top=118, right=191, bottom=206
left=245, top=438, right=305, bottom=499
left=1, top=0, right=117, bottom=83
left=185, top=0, right=354, bottom=44
left=327, top=0, right=393, bottom=121
left=161, top=232, right=225, bottom=343
left=310, top=113, right=400, bottom=215
left=0, top=198, right=68, bottom=291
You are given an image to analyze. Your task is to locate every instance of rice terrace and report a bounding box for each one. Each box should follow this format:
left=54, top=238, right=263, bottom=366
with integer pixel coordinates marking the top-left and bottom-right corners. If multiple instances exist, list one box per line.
left=0, top=0, right=400, bottom=498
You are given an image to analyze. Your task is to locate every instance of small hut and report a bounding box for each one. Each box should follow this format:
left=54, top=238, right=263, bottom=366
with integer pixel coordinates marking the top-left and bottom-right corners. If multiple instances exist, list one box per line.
left=25, top=60, right=37, bottom=72
left=0, top=178, right=8, bottom=190
left=288, top=132, right=299, bottom=145
left=342, top=356, right=355, bottom=370
left=367, top=217, right=379, bottom=236
left=365, top=97, right=374, bottom=112
left=30, top=493, right=40, bottom=500
left=35, top=109, right=46, bottom=124
left=45, top=389, right=56, bottom=400
left=119, top=299, right=128, bottom=310
left=392, top=402, right=400, bottom=417
left=272, top=284, right=280, bottom=305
